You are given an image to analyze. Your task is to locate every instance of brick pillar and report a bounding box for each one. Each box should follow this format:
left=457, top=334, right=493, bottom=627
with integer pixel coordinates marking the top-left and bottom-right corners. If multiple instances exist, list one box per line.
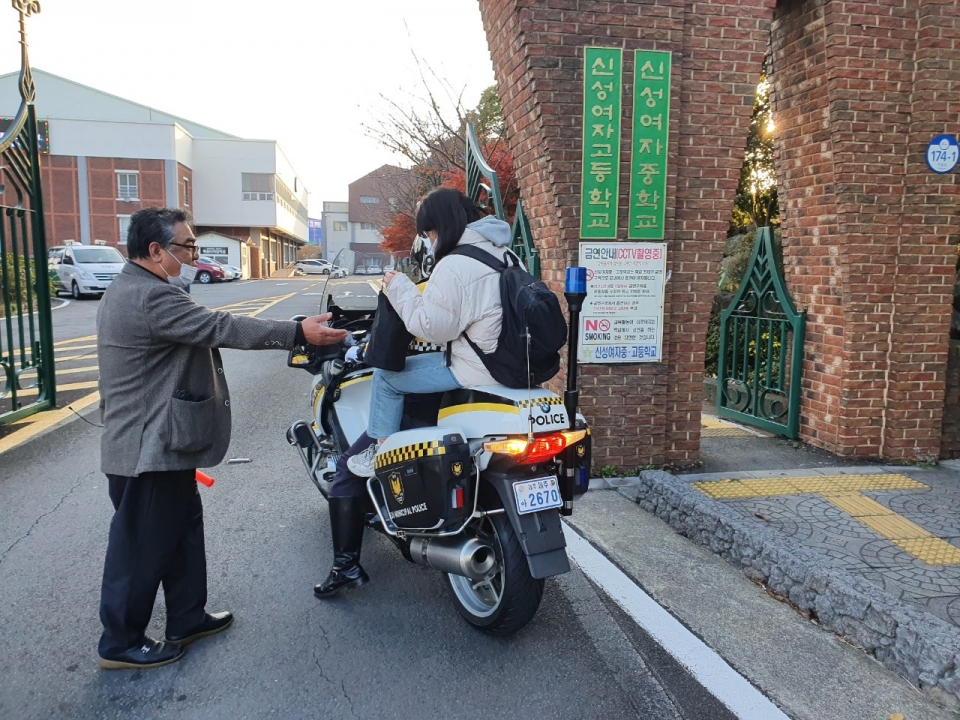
left=772, top=0, right=959, bottom=460
left=478, top=0, right=772, bottom=468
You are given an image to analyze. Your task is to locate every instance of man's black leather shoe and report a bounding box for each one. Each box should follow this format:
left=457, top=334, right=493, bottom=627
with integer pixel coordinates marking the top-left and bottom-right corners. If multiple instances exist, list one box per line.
left=166, top=611, right=234, bottom=646
left=98, top=637, right=185, bottom=670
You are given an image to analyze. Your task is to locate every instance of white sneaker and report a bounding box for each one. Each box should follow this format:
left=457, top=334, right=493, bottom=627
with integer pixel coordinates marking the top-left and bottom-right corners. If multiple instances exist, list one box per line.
left=347, top=441, right=381, bottom=478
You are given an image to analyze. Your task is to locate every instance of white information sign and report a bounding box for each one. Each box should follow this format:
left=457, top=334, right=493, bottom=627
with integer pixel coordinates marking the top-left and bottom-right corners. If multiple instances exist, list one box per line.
left=578, top=242, right=667, bottom=363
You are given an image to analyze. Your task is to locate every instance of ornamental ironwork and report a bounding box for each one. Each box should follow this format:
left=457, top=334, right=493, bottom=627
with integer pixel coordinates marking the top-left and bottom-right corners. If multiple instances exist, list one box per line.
left=716, top=227, right=805, bottom=438
left=464, top=123, right=541, bottom=279
left=1, top=0, right=56, bottom=427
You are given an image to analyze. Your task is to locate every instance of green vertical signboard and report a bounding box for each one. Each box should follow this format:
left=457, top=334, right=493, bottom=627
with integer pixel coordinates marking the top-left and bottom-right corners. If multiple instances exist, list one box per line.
left=580, top=47, right=623, bottom=239
left=628, top=50, right=672, bottom=240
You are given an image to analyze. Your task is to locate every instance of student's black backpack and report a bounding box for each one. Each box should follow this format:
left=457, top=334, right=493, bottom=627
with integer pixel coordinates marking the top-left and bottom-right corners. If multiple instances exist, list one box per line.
left=449, top=246, right=567, bottom=388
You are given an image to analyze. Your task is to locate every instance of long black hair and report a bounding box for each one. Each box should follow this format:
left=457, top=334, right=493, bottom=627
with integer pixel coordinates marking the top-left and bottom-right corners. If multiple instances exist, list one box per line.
left=415, top=187, right=486, bottom=262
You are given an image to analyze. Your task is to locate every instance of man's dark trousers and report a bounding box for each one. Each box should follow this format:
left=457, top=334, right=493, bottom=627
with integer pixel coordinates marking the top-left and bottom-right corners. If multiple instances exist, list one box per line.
left=98, top=470, right=207, bottom=656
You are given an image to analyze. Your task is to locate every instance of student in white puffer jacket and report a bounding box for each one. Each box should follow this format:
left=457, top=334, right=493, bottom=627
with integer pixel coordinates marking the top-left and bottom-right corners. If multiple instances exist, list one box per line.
left=347, top=187, right=514, bottom=478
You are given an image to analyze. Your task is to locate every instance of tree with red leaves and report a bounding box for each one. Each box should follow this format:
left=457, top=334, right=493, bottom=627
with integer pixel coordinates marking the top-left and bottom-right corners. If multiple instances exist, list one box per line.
left=370, top=81, right=517, bottom=257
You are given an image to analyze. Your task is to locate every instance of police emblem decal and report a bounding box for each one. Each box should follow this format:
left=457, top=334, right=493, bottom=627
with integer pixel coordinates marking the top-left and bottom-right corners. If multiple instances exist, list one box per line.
left=576, top=444, right=586, bottom=458
left=388, top=471, right=404, bottom=505
left=452, top=461, right=463, bottom=477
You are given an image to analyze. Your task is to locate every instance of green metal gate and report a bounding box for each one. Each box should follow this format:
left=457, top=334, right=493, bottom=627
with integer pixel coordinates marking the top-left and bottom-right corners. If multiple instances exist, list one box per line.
left=464, top=123, right=541, bottom=279
left=716, top=227, right=804, bottom=438
left=1, top=2, right=56, bottom=427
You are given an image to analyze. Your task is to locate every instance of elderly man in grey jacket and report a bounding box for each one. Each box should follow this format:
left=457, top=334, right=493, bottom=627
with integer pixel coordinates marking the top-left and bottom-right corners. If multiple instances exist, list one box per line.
left=96, top=207, right=346, bottom=670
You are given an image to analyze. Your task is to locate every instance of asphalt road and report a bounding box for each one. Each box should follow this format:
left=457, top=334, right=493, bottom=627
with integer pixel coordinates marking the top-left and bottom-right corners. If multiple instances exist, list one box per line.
left=0, top=278, right=726, bottom=720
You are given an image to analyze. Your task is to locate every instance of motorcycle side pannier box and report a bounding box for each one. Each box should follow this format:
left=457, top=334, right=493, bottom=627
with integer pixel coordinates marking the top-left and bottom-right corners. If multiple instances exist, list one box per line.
left=374, top=428, right=473, bottom=531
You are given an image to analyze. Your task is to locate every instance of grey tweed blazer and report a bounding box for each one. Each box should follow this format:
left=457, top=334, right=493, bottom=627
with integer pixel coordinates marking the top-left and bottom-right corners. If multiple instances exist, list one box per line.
left=97, top=263, right=298, bottom=477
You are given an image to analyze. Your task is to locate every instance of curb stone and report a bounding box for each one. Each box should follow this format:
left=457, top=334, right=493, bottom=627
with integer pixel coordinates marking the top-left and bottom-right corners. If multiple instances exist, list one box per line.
left=616, top=469, right=960, bottom=709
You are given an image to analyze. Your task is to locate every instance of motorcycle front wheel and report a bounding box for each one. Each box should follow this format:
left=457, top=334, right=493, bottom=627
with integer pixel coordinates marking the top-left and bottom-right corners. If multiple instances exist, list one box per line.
left=446, top=512, right=544, bottom=636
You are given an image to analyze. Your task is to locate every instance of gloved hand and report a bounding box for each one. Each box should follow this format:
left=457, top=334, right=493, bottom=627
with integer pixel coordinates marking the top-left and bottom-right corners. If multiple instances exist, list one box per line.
left=345, top=345, right=363, bottom=363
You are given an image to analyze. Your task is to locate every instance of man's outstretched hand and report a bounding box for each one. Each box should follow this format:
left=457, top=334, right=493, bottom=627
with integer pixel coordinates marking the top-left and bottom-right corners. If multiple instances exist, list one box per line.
left=301, top=313, right=348, bottom=346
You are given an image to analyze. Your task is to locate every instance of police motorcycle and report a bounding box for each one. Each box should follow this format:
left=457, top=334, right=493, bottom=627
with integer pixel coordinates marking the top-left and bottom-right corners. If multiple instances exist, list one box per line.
left=285, top=245, right=592, bottom=636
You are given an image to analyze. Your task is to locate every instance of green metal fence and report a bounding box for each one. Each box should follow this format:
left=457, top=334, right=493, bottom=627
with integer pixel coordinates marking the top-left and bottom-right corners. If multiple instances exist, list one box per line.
left=464, top=123, right=541, bottom=279
left=1, top=2, right=56, bottom=427
left=716, top=227, right=804, bottom=438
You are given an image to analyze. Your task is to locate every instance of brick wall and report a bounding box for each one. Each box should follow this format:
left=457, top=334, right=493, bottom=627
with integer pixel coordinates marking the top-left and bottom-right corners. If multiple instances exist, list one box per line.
left=178, top=163, right=193, bottom=210
left=478, top=0, right=959, bottom=464
left=478, top=0, right=772, bottom=467
left=87, top=158, right=165, bottom=247
left=39, top=155, right=80, bottom=245
left=772, top=0, right=959, bottom=460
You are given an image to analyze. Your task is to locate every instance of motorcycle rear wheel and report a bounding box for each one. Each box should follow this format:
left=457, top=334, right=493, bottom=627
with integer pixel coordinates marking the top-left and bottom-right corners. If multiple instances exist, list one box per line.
left=446, top=513, right=544, bottom=636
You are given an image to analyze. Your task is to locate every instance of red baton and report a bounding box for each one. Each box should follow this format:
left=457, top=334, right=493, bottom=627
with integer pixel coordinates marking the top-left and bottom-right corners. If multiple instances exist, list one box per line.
left=196, top=470, right=215, bottom=488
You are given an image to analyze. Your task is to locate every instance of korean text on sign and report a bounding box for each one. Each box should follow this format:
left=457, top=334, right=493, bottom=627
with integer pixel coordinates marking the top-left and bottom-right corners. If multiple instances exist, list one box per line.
left=629, top=50, right=672, bottom=240
left=580, top=47, right=623, bottom=239
left=578, top=242, right=668, bottom=364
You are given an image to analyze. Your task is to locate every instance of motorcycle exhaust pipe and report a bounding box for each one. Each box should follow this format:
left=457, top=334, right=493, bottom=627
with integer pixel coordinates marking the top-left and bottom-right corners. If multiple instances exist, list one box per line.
left=408, top=536, right=496, bottom=580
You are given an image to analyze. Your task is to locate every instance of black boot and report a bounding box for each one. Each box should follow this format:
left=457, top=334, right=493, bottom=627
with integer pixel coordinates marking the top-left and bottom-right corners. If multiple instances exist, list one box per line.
left=314, top=496, right=370, bottom=599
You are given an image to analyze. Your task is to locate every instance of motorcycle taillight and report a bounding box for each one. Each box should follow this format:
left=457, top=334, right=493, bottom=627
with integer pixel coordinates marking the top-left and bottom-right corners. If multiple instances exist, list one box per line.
left=484, top=430, right=587, bottom=465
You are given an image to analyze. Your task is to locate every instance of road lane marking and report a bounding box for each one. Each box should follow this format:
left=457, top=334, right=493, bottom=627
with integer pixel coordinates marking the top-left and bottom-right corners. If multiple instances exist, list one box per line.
left=54, top=334, right=97, bottom=347
left=55, top=364, right=99, bottom=376
left=563, top=524, right=790, bottom=720
left=0, top=391, right=100, bottom=456
left=13, top=380, right=98, bottom=399
left=246, top=292, right=297, bottom=318
left=56, top=352, right=97, bottom=363
left=692, top=475, right=960, bottom=565
left=3, top=289, right=296, bottom=455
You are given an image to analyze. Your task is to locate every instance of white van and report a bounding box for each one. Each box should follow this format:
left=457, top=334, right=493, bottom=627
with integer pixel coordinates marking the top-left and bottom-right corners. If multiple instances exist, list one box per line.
left=48, top=243, right=126, bottom=299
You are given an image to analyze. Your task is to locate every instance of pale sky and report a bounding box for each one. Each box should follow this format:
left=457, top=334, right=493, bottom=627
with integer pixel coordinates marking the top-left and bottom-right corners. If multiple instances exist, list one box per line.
left=0, top=0, right=496, bottom=213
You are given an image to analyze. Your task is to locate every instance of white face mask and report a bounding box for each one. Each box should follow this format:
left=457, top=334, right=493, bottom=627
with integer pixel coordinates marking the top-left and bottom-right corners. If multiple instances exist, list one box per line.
left=160, top=248, right=198, bottom=288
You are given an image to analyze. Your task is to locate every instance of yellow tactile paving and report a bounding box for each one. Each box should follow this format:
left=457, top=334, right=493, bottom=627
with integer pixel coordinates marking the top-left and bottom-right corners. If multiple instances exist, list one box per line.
left=893, top=539, right=960, bottom=566
left=820, top=493, right=893, bottom=517
left=701, top=416, right=734, bottom=430
left=694, top=479, right=801, bottom=499
left=701, top=427, right=757, bottom=438
left=788, top=474, right=924, bottom=494
left=858, top=514, right=932, bottom=540
left=691, top=472, right=960, bottom=566
left=700, top=415, right=757, bottom=438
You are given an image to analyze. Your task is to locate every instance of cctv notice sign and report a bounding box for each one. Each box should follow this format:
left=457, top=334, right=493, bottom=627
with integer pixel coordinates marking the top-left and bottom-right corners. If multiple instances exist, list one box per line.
left=578, top=242, right=667, bottom=363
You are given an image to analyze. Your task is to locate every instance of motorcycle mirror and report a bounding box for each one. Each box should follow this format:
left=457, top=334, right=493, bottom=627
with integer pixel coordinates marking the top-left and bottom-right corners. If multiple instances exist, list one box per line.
left=318, top=248, right=347, bottom=315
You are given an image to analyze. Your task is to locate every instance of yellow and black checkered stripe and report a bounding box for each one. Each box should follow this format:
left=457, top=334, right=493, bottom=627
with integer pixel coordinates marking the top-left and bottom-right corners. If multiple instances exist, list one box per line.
left=375, top=440, right=447, bottom=470
left=517, top=397, right=564, bottom=409
left=410, top=338, right=443, bottom=353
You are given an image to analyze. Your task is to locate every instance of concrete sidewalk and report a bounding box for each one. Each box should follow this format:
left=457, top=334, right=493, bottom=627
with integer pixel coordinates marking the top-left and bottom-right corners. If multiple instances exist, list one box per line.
left=593, top=415, right=960, bottom=710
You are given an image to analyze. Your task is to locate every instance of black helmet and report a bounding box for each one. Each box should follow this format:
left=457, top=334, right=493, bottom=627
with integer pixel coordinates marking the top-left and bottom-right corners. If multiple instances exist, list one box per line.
left=410, top=235, right=434, bottom=283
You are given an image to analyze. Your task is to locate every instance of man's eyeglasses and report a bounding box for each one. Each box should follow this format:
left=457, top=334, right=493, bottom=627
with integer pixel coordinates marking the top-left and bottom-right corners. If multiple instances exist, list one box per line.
left=170, top=242, right=199, bottom=257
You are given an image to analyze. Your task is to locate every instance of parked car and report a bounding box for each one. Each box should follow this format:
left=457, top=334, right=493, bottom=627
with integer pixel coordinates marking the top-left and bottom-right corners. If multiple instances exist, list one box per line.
left=329, top=266, right=348, bottom=279
left=194, top=256, right=225, bottom=284
left=295, top=259, right=333, bottom=275
left=48, top=243, right=126, bottom=299
left=222, top=264, right=242, bottom=280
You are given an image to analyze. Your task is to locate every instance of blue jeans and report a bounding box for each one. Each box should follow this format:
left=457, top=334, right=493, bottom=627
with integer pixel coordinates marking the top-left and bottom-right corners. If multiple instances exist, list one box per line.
left=367, top=352, right=460, bottom=439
